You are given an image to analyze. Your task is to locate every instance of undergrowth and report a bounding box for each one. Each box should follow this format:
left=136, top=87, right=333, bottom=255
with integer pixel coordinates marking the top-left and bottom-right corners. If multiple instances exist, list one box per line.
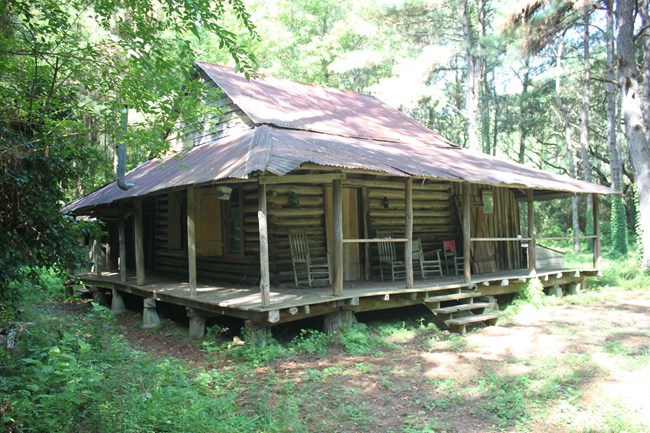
left=1, top=302, right=281, bottom=432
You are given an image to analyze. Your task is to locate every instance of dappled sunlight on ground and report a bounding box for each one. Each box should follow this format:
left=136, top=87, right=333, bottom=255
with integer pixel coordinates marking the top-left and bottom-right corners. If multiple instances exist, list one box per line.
left=113, top=289, right=650, bottom=433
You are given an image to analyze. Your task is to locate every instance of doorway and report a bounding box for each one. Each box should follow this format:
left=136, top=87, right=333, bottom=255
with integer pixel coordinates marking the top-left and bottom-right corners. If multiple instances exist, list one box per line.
left=325, top=186, right=365, bottom=281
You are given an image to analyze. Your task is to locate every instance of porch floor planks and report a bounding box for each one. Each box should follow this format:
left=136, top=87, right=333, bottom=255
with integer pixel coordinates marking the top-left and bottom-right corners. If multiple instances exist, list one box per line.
left=80, top=266, right=597, bottom=315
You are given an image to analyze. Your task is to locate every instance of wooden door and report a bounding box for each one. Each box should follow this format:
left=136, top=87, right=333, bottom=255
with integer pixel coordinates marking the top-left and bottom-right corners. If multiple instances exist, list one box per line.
left=455, top=192, right=497, bottom=274
left=195, top=188, right=223, bottom=256
left=325, top=186, right=363, bottom=281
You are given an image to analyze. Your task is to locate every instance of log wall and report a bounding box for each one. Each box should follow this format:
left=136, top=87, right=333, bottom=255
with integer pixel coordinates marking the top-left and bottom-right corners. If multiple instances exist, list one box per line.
left=266, top=184, right=329, bottom=285
left=148, top=173, right=524, bottom=287
left=152, top=184, right=261, bottom=284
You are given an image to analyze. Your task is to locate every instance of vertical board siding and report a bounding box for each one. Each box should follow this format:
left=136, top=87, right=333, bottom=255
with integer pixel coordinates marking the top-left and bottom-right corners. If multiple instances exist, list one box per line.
left=453, top=183, right=524, bottom=273
left=167, top=79, right=255, bottom=152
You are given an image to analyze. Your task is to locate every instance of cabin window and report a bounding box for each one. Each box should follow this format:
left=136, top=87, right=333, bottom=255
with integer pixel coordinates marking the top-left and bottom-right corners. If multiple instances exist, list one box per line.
left=222, top=186, right=243, bottom=255
left=482, top=190, right=494, bottom=214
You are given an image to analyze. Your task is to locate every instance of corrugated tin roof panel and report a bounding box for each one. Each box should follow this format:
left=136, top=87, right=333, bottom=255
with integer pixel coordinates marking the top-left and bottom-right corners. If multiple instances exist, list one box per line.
left=65, top=125, right=616, bottom=214
left=196, top=62, right=457, bottom=148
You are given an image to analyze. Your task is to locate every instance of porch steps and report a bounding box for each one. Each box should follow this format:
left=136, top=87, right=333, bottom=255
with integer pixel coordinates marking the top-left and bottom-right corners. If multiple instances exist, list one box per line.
left=422, top=290, right=502, bottom=334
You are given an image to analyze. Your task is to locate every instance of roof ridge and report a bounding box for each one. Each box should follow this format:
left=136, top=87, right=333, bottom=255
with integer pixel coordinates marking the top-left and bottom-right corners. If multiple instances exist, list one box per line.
left=195, top=61, right=379, bottom=100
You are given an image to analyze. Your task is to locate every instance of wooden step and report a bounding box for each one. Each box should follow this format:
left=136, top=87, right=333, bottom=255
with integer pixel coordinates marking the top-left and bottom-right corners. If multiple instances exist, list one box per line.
left=431, top=302, right=495, bottom=314
left=423, top=292, right=480, bottom=303
left=444, top=312, right=502, bottom=334
left=445, top=312, right=501, bottom=326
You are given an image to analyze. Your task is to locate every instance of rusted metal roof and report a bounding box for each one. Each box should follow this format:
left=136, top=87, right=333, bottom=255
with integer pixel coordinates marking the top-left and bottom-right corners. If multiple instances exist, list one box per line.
left=196, top=62, right=457, bottom=148
left=64, top=63, right=617, bottom=213
left=64, top=123, right=616, bottom=214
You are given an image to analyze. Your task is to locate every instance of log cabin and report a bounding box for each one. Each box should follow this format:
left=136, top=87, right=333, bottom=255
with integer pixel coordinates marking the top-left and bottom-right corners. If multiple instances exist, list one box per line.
left=65, top=62, right=616, bottom=337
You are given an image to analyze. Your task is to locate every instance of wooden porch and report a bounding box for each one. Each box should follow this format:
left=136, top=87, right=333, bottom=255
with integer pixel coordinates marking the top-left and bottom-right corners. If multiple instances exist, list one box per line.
left=82, top=266, right=597, bottom=334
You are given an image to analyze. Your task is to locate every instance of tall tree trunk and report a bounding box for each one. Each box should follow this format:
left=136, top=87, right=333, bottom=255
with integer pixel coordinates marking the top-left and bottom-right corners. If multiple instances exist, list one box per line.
left=481, top=67, right=491, bottom=154
left=580, top=4, right=594, bottom=245
left=616, top=0, right=650, bottom=268
left=492, top=68, right=499, bottom=157
left=640, top=0, right=650, bottom=146
left=518, top=58, right=530, bottom=164
left=605, top=0, right=628, bottom=254
left=463, top=0, right=483, bottom=151
left=555, top=37, right=581, bottom=253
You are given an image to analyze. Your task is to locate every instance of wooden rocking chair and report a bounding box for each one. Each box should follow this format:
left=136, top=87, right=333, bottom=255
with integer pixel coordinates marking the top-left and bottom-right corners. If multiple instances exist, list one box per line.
left=443, top=240, right=464, bottom=276
left=377, top=231, right=406, bottom=282
left=289, top=230, right=330, bottom=288
left=412, top=239, right=443, bottom=278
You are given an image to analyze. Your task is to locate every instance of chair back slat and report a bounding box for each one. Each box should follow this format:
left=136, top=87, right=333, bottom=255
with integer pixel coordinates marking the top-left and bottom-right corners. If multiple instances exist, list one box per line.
left=376, top=231, right=397, bottom=263
left=289, top=231, right=311, bottom=264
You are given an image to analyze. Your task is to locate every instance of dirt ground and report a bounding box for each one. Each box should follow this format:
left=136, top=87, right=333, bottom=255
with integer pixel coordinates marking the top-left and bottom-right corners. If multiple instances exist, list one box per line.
left=115, top=290, right=650, bottom=433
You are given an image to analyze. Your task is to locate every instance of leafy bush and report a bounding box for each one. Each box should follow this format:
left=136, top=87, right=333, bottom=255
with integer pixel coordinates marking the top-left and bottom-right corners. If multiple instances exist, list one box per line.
left=517, top=277, right=545, bottom=307
left=291, top=329, right=332, bottom=356
left=0, top=303, right=276, bottom=433
left=1, top=267, right=67, bottom=331
left=338, top=323, right=384, bottom=356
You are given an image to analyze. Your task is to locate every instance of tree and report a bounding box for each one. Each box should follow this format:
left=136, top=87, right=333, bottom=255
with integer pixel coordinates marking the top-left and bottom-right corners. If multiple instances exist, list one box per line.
left=463, top=0, right=487, bottom=151
left=554, top=35, right=582, bottom=253
left=579, top=2, right=594, bottom=243
left=604, top=0, right=628, bottom=254
left=616, top=0, right=650, bottom=267
left=0, top=0, right=256, bottom=317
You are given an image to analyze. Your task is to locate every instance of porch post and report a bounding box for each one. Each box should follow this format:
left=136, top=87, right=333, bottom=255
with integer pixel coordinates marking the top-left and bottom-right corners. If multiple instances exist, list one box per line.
left=462, top=182, right=471, bottom=283
left=592, top=194, right=601, bottom=269
left=332, top=179, right=344, bottom=296
left=187, top=187, right=197, bottom=297
left=405, top=178, right=414, bottom=289
left=118, top=216, right=127, bottom=283
left=134, top=198, right=146, bottom=286
left=527, top=189, right=536, bottom=274
left=258, top=182, right=271, bottom=308
left=92, top=236, right=102, bottom=276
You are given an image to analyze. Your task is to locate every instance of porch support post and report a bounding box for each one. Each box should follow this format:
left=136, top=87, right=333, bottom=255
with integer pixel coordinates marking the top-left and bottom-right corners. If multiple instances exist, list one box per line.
left=527, top=190, right=536, bottom=274
left=462, top=182, right=471, bottom=283
left=332, top=179, right=344, bottom=296
left=592, top=194, right=601, bottom=269
left=111, top=289, right=127, bottom=313
left=323, top=310, right=354, bottom=334
left=258, top=182, right=271, bottom=308
left=92, top=236, right=102, bottom=275
left=405, top=178, right=414, bottom=289
left=118, top=216, right=127, bottom=283
left=187, top=187, right=197, bottom=297
left=142, top=298, right=160, bottom=329
left=134, top=198, right=146, bottom=286
left=187, top=308, right=206, bottom=340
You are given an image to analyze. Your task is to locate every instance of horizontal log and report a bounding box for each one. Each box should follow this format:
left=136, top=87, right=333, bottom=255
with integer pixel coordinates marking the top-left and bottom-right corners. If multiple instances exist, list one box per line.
left=343, top=179, right=451, bottom=191
left=267, top=208, right=325, bottom=218
left=268, top=185, right=324, bottom=195
left=369, top=217, right=452, bottom=226
left=270, top=219, right=325, bottom=227
left=370, top=209, right=453, bottom=218
left=368, top=200, right=452, bottom=211
left=259, top=173, right=345, bottom=184
left=368, top=190, right=450, bottom=201
left=266, top=196, right=323, bottom=207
